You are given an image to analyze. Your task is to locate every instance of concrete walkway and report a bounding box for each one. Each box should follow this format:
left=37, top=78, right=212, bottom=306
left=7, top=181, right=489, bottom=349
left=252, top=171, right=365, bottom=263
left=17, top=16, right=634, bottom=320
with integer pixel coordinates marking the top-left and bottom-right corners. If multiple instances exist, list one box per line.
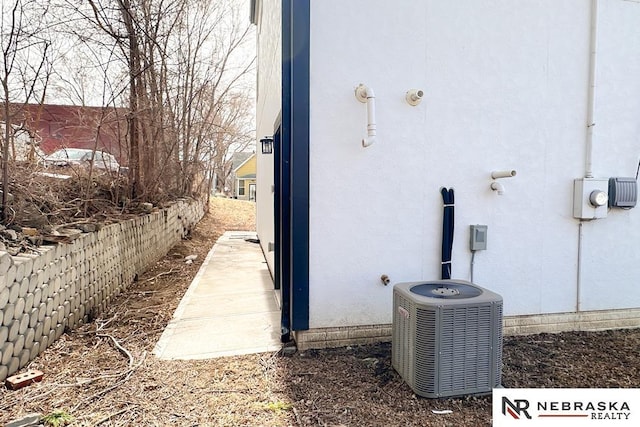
left=153, top=231, right=282, bottom=359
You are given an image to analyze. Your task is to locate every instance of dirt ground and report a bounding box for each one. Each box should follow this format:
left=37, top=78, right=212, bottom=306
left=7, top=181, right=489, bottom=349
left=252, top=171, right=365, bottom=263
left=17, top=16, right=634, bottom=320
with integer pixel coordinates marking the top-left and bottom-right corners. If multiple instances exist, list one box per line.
left=2, top=196, right=640, bottom=426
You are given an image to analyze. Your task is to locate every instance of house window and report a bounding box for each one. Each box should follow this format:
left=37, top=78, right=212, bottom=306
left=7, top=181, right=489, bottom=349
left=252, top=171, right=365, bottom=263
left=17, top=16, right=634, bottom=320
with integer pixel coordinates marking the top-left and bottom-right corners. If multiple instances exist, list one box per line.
left=238, top=179, right=245, bottom=196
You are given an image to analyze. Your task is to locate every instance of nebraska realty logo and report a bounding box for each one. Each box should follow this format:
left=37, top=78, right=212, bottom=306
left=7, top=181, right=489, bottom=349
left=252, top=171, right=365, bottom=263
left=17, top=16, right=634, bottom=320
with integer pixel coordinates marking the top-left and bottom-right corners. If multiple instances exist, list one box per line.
left=493, top=389, right=639, bottom=426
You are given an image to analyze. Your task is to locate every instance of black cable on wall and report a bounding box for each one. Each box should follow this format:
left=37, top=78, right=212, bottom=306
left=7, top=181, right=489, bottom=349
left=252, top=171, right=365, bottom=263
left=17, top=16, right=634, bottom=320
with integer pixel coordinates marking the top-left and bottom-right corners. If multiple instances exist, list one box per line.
left=440, top=187, right=455, bottom=280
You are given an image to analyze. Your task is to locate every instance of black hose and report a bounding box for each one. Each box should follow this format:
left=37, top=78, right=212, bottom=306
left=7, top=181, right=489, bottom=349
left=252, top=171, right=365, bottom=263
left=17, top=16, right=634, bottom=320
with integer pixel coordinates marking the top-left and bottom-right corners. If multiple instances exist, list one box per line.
left=440, top=187, right=455, bottom=280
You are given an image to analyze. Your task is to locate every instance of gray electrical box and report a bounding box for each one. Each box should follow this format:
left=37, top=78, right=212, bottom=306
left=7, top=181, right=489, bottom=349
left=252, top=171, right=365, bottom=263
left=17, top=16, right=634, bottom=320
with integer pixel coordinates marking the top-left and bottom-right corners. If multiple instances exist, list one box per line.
left=608, top=177, right=638, bottom=208
left=470, top=225, right=488, bottom=251
left=573, top=178, right=608, bottom=219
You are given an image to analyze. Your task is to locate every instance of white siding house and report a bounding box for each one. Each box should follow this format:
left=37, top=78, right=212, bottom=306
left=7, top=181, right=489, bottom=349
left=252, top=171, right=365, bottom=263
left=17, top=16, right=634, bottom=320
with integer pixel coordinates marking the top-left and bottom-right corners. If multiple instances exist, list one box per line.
left=253, top=0, right=640, bottom=350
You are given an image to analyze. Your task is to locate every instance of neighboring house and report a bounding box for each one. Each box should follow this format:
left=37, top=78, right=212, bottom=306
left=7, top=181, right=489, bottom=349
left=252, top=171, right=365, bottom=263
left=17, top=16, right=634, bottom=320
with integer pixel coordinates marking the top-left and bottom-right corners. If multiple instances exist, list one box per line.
left=232, top=152, right=257, bottom=201
left=5, top=103, right=128, bottom=164
left=252, top=0, right=640, bottom=350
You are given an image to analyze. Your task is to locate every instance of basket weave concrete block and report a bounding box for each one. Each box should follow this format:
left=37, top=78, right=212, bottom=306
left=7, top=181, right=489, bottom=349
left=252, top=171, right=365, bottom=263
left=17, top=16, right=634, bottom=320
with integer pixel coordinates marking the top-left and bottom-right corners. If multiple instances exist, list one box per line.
left=13, top=299, right=25, bottom=321
left=42, top=317, right=52, bottom=337
left=18, top=348, right=30, bottom=369
left=39, top=335, right=48, bottom=354
left=29, top=342, right=39, bottom=361
left=32, top=288, right=41, bottom=306
left=0, top=325, right=7, bottom=345
left=0, top=251, right=14, bottom=276
left=25, top=293, right=35, bottom=312
left=24, top=328, right=35, bottom=349
left=36, top=304, right=45, bottom=323
left=55, top=323, right=64, bottom=340
left=4, top=265, right=16, bottom=290
left=1, top=342, right=13, bottom=365
left=40, top=283, right=49, bottom=300
left=13, top=335, right=24, bottom=356
left=3, top=304, right=15, bottom=326
left=8, top=285, right=19, bottom=305
left=8, top=320, right=18, bottom=342
left=18, top=314, right=28, bottom=335
left=34, top=323, right=43, bottom=342
left=7, top=356, right=18, bottom=376
left=28, top=309, right=38, bottom=328
left=12, top=257, right=33, bottom=279
left=0, top=288, right=9, bottom=311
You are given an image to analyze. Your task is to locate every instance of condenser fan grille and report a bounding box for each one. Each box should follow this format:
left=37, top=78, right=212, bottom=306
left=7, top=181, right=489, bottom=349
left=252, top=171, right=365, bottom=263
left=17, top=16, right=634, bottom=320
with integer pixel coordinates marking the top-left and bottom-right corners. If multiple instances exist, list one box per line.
left=410, top=282, right=483, bottom=299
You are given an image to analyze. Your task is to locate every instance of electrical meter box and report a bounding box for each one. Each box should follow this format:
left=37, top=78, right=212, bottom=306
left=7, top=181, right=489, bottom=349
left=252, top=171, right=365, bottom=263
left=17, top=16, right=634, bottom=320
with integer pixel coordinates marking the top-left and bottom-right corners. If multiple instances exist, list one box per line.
left=573, top=178, right=608, bottom=220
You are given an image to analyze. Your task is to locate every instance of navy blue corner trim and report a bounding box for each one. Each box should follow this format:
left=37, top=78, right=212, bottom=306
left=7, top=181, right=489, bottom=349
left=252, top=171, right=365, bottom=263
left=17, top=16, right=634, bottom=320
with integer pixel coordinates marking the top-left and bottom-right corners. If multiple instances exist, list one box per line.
left=282, top=0, right=310, bottom=332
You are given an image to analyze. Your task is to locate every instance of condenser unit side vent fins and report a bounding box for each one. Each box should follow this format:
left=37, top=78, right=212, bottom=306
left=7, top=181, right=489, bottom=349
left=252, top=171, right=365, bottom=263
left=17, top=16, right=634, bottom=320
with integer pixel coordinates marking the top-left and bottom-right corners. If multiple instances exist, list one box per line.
left=414, top=307, right=437, bottom=395
left=494, top=303, right=504, bottom=387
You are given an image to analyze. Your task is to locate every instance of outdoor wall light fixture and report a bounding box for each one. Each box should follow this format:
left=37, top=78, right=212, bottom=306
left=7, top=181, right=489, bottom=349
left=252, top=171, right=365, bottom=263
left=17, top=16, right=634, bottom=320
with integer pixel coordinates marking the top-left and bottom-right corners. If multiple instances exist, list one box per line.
left=260, top=136, right=273, bottom=154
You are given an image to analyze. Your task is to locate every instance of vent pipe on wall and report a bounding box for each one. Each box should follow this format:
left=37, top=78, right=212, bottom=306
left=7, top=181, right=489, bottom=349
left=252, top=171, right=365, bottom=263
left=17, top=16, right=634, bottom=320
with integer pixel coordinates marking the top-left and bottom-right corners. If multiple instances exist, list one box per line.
left=355, top=84, right=377, bottom=147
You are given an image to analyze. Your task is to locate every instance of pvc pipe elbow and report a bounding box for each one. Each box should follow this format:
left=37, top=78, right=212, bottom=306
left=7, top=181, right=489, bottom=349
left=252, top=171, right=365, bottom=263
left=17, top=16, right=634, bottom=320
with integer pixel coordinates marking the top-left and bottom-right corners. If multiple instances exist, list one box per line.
left=491, top=181, right=505, bottom=195
left=365, top=87, right=375, bottom=99
left=362, top=136, right=376, bottom=147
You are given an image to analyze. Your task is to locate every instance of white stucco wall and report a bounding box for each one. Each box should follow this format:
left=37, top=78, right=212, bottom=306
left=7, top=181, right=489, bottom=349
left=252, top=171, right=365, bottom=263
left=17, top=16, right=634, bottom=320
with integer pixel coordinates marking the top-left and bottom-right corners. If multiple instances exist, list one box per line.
left=578, top=0, right=640, bottom=310
left=305, top=0, right=640, bottom=329
left=255, top=0, right=281, bottom=272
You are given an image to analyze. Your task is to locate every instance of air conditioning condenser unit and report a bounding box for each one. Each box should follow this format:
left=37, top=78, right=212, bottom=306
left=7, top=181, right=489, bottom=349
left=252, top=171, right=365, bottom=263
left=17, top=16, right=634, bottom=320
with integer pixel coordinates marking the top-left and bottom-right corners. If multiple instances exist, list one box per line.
left=392, top=280, right=503, bottom=398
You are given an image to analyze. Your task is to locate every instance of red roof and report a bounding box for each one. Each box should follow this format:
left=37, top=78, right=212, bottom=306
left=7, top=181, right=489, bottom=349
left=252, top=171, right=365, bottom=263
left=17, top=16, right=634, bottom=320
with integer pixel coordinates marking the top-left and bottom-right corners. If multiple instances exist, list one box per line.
left=10, top=103, right=128, bottom=164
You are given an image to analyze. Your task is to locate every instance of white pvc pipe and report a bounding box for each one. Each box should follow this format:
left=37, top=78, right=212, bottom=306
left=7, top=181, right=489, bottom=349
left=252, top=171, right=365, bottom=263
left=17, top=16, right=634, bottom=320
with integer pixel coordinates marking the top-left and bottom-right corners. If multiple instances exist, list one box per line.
left=356, top=84, right=377, bottom=147
left=576, top=222, right=583, bottom=311
left=491, top=170, right=517, bottom=179
left=362, top=86, right=376, bottom=147
left=585, top=0, right=598, bottom=178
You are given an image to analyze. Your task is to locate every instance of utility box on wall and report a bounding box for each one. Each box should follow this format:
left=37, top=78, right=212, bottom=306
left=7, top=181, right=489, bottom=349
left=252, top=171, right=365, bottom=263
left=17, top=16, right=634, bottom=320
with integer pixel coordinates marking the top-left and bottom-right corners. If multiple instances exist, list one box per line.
left=573, top=178, right=609, bottom=220
left=608, top=177, right=638, bottom=208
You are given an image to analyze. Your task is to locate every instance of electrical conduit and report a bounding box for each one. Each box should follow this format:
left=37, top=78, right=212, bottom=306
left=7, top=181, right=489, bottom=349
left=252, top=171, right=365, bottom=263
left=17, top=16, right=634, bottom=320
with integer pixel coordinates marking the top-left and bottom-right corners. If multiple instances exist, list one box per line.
left=585, top=0, right=598, bottom=178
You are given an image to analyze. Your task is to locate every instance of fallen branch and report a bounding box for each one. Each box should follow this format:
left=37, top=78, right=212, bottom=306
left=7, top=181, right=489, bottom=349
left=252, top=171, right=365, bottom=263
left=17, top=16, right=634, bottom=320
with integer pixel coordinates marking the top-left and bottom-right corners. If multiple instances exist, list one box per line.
left=95, top=314, right=117, bottom=332
left=143, top=268, right=179, bottom=283
left=71, top=351, right=147, bottom=412
left=97, top=333, right=134, bottom=369
left=94, top=406, right=134, bottom=425
left=292, top=407, right=303, bottom=426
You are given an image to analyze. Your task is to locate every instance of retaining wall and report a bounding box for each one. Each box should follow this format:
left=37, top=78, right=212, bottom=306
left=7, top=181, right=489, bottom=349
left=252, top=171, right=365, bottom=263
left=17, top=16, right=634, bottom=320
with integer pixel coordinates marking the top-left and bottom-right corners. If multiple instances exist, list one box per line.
left=0, top=199, right=205, bottom=380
